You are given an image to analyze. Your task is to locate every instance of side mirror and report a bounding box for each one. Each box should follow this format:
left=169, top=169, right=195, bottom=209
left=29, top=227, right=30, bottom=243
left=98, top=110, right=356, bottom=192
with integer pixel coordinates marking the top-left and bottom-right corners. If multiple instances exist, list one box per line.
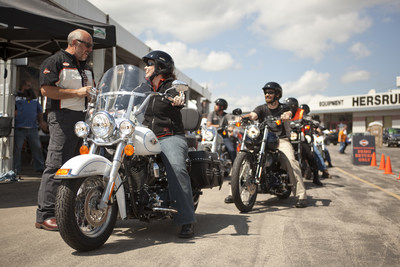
left=232, top=108, right=242, bottom=115
left=172, top=80, right=188, bottom=92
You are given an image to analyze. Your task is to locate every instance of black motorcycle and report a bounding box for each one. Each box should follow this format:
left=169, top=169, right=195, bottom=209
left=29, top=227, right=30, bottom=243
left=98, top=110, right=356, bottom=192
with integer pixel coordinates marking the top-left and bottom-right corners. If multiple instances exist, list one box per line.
left=288, top=119, right=312, bottom=180
left=230, top=107, right=292, bottom=213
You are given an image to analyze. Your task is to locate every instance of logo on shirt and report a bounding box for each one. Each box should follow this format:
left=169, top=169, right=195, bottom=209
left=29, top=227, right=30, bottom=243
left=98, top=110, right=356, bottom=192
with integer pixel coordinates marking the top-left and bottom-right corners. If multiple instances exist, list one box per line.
left=43, top=68, right=50, bottom=74
left=62, top=62, right=70, bottom=67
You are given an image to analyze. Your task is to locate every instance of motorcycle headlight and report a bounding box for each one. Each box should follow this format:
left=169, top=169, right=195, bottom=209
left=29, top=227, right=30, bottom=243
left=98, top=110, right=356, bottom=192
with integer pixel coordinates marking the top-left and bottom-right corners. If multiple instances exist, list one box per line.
left=119, top=120, right=135, bottom=137
left=247, top=125, right=260, bottom=139
left=74, top=121, right=89, bottom=138
left=91, top=112, right=115, bottom=138
left=204, top=130, right=215, bottom=141
left=290, top=131, right=298, bottom=141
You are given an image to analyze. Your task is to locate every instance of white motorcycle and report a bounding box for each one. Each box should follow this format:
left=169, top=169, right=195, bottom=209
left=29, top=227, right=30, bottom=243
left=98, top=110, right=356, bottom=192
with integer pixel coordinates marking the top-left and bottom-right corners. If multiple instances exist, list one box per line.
left=54, top=64, right=223, bottom=251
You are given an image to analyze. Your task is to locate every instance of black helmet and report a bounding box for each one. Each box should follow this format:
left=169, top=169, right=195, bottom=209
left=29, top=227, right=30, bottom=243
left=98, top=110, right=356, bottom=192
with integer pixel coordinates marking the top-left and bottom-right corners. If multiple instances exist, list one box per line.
left=300, top=104, right=310, bottom=114
left=215, top=98, right=228, bottom=110
left=285, top=97, right=299, bottom=114
left=142, top=50, right=175, bottom=79
left=262, top=82, right=282, bottom=100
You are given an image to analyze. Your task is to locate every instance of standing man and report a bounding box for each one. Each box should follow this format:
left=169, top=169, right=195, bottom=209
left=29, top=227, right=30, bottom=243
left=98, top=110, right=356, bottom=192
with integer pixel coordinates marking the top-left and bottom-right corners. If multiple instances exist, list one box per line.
left=14, top=80, right=47, bottom=174
left=338, top=125, right=348, bottom=154
left=242, top=82, right=307, bottom=208
left=35, top=29, right=95, bottom=231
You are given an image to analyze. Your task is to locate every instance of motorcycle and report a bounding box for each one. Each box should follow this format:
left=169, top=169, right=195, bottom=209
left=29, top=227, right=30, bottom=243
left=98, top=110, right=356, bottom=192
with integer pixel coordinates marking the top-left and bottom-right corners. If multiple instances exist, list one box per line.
left=288, top=119, right=312, bottom=180
left=198, top=124, right=232, bottom=176
left=54, top=64, right=223, bottom=251
left=230, top=107, right=292, bottom=213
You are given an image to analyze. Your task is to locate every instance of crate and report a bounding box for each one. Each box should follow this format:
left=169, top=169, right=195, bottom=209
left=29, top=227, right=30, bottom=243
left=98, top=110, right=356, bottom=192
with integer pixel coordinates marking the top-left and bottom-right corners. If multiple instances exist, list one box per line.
left=0, top=117, right=13, bottom=137
left=188, top=150, right=223, bottom=189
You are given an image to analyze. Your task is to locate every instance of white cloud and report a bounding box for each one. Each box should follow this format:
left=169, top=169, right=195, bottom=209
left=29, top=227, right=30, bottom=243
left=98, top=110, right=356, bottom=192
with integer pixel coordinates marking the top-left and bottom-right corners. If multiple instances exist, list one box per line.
left=349, top=42, right=371, bottom=59
left=246, top=48, right=257, bottom=56
left=145, top=40, right=236, bottom=71
left=89, top=0, right=390, bottom=62
left=282, top=70, right=330, bottom=97
left=341, top=70, right=371, bottom=83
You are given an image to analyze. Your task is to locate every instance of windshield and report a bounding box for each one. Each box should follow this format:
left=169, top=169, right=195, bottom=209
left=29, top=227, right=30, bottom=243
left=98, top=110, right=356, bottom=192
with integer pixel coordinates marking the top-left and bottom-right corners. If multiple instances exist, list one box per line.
left=94, top=64, right=152, bottom=124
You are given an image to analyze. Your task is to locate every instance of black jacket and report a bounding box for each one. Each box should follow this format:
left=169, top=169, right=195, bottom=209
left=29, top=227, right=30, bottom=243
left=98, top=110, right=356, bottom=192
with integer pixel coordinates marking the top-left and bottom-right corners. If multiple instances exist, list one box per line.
left=143, top=78, right=185, bottom=138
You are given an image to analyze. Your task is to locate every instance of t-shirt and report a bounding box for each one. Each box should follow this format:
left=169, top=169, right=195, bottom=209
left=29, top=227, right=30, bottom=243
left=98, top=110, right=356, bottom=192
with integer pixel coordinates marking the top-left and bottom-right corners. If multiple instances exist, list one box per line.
left=252, top=103, right=290, bottom=138
left=15, top=91, right=42, bottom=128
left=207, top=111, right=228, bottom=128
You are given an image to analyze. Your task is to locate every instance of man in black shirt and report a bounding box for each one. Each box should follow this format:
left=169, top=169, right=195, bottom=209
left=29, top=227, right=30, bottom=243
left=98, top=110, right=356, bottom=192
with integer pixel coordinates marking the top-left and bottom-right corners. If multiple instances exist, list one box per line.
left=241, top=82, right=307, bottom=208
left=35, top=29, right=95, bottom=231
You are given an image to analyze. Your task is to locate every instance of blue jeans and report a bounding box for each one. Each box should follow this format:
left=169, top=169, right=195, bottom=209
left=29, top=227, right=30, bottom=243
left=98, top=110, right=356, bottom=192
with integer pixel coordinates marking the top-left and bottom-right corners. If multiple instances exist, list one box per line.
left=313, top=144, right=327, bottom=171
left=339, top=142, right=347, bottom=153
left=14, top=127, right=44, bottom=174
left=159, top=135, right=196, bottom=225
left=223, top=137, right=236, bottom=162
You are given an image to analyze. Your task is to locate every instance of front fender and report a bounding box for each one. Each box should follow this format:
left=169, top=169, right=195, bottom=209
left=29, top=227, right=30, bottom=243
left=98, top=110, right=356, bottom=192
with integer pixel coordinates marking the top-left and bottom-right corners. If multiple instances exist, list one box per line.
left=55, top=154, right=112, bottom=178
left=55, top=154, right=127, bottom=220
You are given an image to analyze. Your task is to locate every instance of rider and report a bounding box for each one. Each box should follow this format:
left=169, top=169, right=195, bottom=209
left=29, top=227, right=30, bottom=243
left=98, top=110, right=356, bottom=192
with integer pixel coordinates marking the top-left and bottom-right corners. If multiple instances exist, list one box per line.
left=142, top=50, right=195, bottom=238
left=286, top=97, right=322, bottom=186
left=207, top=98, right=237, bottom=203
left=241, top=82, right=307, bottom=208
left=301, top=104, right=331, bottom=178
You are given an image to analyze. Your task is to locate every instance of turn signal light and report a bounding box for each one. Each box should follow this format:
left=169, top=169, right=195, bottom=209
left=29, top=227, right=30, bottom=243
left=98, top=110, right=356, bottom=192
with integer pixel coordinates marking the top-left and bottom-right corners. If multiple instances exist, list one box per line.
left=276, top=120, right=282, bottom=126
left=235, top=122, right=241, bottom=127
left=80, top=145, right=89, bottom=155
left=124, top=144, right=135, bottom=156
left=56, top=169, right=70, bottom=176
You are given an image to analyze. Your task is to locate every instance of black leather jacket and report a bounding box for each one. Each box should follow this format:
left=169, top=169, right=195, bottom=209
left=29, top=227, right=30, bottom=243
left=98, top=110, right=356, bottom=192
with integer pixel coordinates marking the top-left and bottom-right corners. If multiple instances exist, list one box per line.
left=143, top=78, right=185, bottom=138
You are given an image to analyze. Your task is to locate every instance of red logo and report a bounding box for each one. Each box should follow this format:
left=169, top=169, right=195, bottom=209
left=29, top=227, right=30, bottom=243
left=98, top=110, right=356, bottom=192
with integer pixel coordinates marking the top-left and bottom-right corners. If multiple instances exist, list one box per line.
left=43, top=68, right=50, bottom=74
left=62, top=62, right=70, bottom=67
left=359, top=139, right=369, bottom=146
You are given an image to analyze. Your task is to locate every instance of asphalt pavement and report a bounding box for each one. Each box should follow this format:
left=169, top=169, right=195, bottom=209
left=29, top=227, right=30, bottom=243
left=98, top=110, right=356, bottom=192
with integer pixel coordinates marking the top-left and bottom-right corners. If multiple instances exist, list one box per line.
left=0, top=143, right=399, bottom=266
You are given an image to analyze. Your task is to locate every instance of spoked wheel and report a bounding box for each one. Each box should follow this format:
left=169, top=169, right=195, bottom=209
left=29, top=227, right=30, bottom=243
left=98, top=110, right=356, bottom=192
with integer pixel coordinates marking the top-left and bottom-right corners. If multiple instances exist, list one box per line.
left=231, top=152, right=257, bottom=212
left=56, top=176, right=118, bottom=252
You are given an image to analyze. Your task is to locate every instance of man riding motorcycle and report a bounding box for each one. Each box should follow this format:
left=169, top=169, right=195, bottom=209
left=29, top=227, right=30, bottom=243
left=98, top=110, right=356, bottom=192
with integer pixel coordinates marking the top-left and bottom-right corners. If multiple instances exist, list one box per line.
left=286, top=97, right=323, bottom=186
left=142, top=50, right=195, bottom=238
left=241, top=82, right=307, bottom=208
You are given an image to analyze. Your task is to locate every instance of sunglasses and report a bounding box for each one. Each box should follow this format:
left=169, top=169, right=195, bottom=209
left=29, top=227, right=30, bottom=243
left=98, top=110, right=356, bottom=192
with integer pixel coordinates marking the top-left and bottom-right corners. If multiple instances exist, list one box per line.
left=76, top=39, right=93, bottom=48
left=146, top=61, right=155, bottom=67
left=264, top=90, right=275, bottom=95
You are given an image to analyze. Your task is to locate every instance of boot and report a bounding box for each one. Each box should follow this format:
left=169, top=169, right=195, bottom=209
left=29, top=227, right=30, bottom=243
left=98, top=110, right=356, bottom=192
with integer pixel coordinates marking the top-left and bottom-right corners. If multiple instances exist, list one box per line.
left=322, top=170, right=330, bottom=178
left=313, top=170, right=323, bottom=186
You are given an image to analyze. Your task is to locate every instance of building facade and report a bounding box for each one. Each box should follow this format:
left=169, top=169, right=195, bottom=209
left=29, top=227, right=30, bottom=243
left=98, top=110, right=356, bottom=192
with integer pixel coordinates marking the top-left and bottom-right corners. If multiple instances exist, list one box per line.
left=309, top=87, right=400, bottom=134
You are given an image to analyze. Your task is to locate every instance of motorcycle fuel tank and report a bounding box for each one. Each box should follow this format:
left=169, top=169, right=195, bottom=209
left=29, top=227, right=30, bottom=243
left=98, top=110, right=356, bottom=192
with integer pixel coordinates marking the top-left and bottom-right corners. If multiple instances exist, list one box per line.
left=133, top=126, right=162, bottom=155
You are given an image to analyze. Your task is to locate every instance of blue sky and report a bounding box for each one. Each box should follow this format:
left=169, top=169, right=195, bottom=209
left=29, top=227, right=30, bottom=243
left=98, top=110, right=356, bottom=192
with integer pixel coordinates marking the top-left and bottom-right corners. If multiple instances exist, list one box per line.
left=88, top=0, right=400, bottom=112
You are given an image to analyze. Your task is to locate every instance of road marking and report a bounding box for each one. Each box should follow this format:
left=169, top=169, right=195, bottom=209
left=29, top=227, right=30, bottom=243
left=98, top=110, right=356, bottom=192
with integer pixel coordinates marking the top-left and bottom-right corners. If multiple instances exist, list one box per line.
left=336, top=167, right=400, bottom=201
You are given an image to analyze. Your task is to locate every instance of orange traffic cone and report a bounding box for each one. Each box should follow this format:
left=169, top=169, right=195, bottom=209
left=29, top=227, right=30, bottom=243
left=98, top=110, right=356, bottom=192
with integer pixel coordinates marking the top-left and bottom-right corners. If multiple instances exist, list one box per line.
left=384, top=156, right=393, bottom=175
left=378, top=154, right=385, bottom=170
left=370, top=152, right=377, bottom=167
left=397, top=172, right=400, bottom=180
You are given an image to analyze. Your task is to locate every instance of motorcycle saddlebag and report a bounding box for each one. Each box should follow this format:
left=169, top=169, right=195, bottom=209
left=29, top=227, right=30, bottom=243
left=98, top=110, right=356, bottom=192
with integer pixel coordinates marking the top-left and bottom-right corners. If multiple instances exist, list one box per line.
left=188, top=151, right=223, bottom=189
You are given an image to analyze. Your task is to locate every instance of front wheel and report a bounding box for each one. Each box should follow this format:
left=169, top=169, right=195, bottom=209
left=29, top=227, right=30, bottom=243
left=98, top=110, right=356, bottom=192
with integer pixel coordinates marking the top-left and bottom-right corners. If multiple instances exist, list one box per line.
left=56, top=177, right=118, bottom=252
left=231, top=152, right=257, bottom=212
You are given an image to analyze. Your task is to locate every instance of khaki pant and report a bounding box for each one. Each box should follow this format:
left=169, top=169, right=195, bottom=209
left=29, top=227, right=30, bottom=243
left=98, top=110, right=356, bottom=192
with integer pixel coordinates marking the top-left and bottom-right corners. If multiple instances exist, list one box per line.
left=278, top=138, right=307, bottom=200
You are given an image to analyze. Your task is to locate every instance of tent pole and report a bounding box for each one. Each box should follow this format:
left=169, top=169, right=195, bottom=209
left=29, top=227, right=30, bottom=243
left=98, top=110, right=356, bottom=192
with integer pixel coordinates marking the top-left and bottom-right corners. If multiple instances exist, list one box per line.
left=112, top=46, right=116, bottom=67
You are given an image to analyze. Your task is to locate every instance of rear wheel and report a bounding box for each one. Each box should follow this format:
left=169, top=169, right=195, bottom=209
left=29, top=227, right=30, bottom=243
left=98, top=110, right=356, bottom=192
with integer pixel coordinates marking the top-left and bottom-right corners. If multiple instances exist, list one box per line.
left=56, top=177, right=118, bottom=252
left=231, top=152, right=257, bottom=212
